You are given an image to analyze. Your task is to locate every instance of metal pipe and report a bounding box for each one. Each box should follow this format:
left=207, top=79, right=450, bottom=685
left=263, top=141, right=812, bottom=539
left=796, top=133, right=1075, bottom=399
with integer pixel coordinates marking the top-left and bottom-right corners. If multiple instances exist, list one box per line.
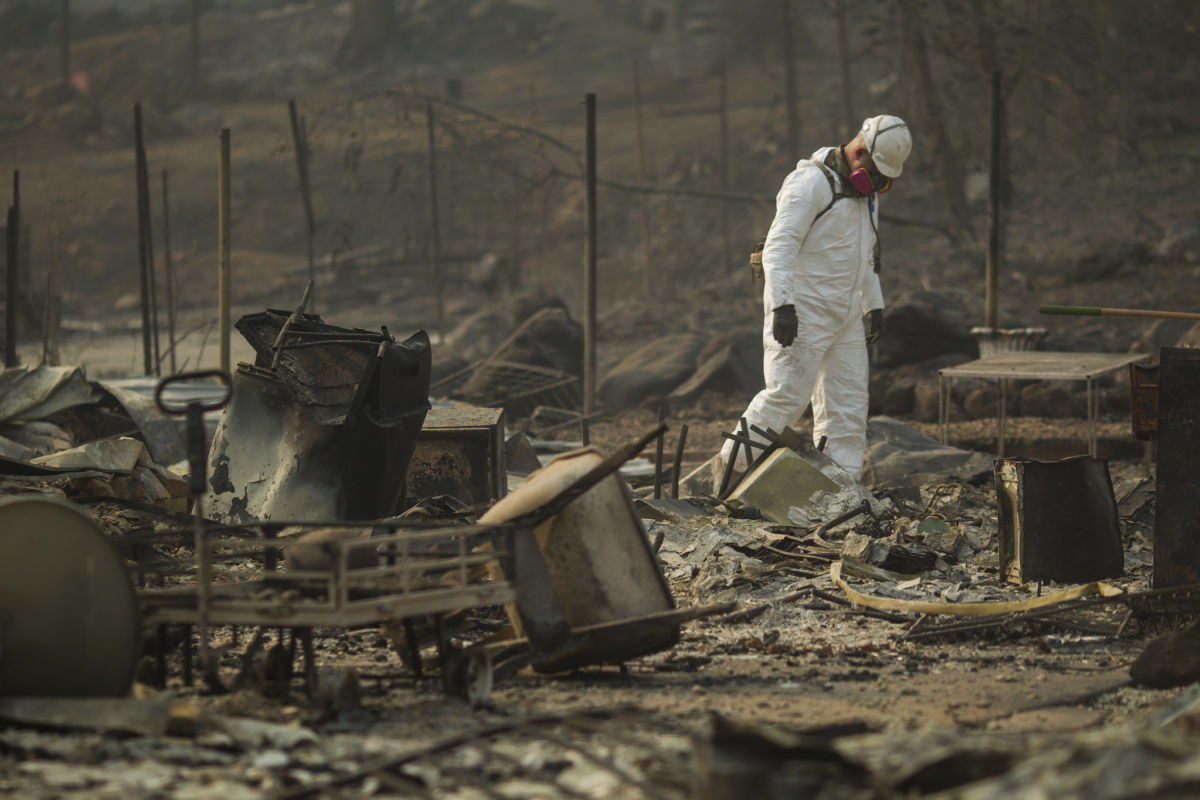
left=985, top=70, right=1002, bottom=329
left=653, top=407, right=665, bottom=499
left=426, top=103, right=445, bottom=339
left=584, top=93, right=597, bottom=417
left=218, top=127, right=231, bottom=374
left=288, top=98, right=316, bottom=310
left=631, top=61, right=651, bottom=296
left=4, top=170, right=18, bottom=367
left=189, top=0, right=200, bottom=95
left=780, top=0, right=799, bottom=164
left=161, top=168, right=177, bottom=374
left=719, top=59, right=731, bottom=274
left=134, top=105, right=153, bottom=374
left=671, top=423, right=688, bottom=500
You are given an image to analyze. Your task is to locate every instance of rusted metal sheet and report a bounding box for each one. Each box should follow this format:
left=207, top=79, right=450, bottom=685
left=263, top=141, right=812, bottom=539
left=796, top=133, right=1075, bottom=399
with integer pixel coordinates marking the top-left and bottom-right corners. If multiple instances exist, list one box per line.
left=1155, top=347, right=1200, bottom=588
left=995, top=456, right=1123, bottom=585
left=405, top=406, right=506, bottom=508
left=1130, top=362, right=1159, bottom=441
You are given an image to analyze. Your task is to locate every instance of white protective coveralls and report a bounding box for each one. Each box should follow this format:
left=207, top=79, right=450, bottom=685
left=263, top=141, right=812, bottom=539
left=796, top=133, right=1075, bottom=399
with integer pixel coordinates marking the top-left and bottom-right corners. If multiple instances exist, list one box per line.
left=721, top=146, right=883, bottom=475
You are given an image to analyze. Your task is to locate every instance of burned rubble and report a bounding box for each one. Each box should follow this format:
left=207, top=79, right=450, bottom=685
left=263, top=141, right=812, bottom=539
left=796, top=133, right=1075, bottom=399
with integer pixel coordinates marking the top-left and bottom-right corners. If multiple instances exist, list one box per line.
left=3, top=1, right=1200, bottom=796
left=2, top=300, right=1200, bottom=799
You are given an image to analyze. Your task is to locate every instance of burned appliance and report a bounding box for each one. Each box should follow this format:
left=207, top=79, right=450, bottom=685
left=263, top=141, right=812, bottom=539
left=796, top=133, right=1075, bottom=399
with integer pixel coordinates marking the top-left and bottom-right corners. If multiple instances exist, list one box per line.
left=205, top=310, right=431, bottom=523
left=995, top=455, right=1123, bottom=585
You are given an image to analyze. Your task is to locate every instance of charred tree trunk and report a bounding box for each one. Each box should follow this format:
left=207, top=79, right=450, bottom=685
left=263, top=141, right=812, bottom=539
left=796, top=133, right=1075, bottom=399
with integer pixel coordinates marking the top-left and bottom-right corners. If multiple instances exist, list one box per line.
left=339, top=0, right=395, bottom=63
left=899, top=0, right=971, bottom=243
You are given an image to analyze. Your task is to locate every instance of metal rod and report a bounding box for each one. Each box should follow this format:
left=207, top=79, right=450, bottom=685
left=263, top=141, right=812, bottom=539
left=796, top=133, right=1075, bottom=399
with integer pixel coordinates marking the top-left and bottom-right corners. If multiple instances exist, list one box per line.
left=160, top=168, right=178, bottom=374
left=985, top=70, right=1002, bottom=329
left=631, top=60, right=651, bottom=296
left=671, top=423, right=688, bottom=499
left=653, top=407, right=666, bottom=499
left=425, top=103, right=446, bottom=339
left=271, top=280, right=314, bottom=371
left=59, top=0, right=70, bottom=85
left=834, top=0, right=854, bottom=139
left=141, top=140, right=161, bottom=376
left=189, top=0, right=200, bottom=95
left=133, top=105, right=155, bottom=375
left=583, top=93, right=598, bottom=417
left=288, top=98, right=316, bottom=310
left=1040, top=304, right=1200, bottom=322
left=719, top=59, right=731, bottom=274
left=4, top=170, right=18, bottom=367
left=218, top=127, right=231, bottom=374
left=780, top=0, right=799, bottom=163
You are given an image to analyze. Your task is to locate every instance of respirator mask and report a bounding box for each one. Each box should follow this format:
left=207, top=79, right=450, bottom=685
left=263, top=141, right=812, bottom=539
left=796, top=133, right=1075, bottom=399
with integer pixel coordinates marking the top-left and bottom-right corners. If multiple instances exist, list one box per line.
left=847, top=167, right=892, bottom=196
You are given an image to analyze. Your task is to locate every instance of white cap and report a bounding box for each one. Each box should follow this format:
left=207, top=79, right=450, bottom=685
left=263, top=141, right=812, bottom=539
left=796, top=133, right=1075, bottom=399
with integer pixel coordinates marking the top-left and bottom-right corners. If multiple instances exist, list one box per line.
left=862, top=115, right=912, bottom=178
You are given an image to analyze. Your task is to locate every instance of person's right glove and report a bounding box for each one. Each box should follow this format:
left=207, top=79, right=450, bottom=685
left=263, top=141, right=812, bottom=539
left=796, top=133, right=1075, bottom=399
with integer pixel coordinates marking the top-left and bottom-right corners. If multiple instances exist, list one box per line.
left=772, top=304, right=797, bottom=347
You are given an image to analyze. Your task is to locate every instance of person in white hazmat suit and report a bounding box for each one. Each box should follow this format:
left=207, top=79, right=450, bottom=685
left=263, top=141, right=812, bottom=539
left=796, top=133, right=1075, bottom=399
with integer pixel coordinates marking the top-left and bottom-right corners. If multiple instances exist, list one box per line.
left=719, top=115, right=912, bottom=478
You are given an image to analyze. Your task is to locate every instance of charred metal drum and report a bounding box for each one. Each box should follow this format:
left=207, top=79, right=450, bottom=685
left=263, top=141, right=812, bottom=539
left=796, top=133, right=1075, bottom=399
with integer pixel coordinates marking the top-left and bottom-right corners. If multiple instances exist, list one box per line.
left=0, top=495, right=139, bottom=696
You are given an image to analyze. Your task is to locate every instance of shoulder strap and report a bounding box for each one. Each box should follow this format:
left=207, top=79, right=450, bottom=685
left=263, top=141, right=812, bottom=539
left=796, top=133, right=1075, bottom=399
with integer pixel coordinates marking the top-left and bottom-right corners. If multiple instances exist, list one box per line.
left=811, top=159, right=855, bottom=224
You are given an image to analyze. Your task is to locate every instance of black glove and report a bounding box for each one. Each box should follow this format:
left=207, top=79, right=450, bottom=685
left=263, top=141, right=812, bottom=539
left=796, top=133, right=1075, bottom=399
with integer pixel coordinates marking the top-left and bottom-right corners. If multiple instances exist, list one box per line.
left=772, top=305, right=797, bottom=347
left=865, top=309, right=883, bottom=345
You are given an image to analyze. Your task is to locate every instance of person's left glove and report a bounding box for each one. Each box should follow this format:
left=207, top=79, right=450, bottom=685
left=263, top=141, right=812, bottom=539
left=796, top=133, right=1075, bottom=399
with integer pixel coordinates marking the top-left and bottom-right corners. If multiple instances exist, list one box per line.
left=864, top=309, right=883, bottom=345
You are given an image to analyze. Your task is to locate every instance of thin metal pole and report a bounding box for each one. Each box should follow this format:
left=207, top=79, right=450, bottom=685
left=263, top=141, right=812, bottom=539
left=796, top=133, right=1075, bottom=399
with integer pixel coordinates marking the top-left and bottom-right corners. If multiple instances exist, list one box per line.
left=59, top=0, right=70, bottom=85
left=780, top=0, right=799, bottom=164
left=160, top=168, right=178, bottom=374
left=133, top=104, right=153, bottom=375
left=672, top=423, right=689, bottom=499
left=985, top=70, right=1002, bottom=329
left=425, top=103, right=445, bottom=339
left=834, top=0, right=854, bottom=140
left=4, top=170, right=18, bottom=367
left=583, top=93, right=598, bottom=417
left=288, top=98, right=316, bottom=310
left=189, top=0, right=200, bottom=96
left=718, top=59, right=731, bottom=273
left=653, top=406, right=666, bottom=500
left=218, top=127, right=231, bottom=374
left=631, top=60, right=651, bottom=296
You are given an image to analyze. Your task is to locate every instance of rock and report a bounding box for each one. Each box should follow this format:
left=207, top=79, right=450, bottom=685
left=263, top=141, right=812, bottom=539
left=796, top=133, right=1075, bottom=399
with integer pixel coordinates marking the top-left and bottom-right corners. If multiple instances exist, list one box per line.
left=1175, top=323, right=1200, bottom=349
left=875, top=290, right=982, bottom=368
left=1130, top=619, right=1200, bottom=688
left=1157, top=218, right=1200, bottom=263
left=863, top=416, right=993, bottom=488
left=598, top=333, right=705, bottom=411
left=668, top=329, right=762, bottom=410
left=963, top=385, right=1001, bottom=420
left=1131, top=319, right=1196, bottom=356
left=443, top=308, right=514, bottom=365
left=465, top=306, right=583, bottom=382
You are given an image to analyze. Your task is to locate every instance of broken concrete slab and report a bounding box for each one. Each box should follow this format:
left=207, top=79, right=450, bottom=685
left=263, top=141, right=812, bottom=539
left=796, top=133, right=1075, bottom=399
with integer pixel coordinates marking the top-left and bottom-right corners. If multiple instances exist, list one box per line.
left=725, top=446, right=882, bottom=528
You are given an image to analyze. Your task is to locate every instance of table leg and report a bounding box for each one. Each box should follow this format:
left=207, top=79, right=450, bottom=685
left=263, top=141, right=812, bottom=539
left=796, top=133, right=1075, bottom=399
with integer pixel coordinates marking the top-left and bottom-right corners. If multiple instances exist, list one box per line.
left=938, top=374, right=947, bottom=444
left=998, top=379, right=1007, bottom=458
left=1087, top=377, right=1096, bottom=457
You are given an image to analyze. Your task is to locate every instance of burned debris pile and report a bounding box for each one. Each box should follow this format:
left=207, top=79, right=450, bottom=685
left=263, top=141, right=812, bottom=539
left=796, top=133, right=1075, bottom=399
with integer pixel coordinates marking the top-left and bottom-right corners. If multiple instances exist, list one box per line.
left=4, top=311, right=1200, bottom=798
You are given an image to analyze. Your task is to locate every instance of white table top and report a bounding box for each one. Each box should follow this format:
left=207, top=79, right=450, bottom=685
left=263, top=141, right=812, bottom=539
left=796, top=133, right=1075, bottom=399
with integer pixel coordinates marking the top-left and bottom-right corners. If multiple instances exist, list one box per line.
left=938, top=351, right=1151, bottom=381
